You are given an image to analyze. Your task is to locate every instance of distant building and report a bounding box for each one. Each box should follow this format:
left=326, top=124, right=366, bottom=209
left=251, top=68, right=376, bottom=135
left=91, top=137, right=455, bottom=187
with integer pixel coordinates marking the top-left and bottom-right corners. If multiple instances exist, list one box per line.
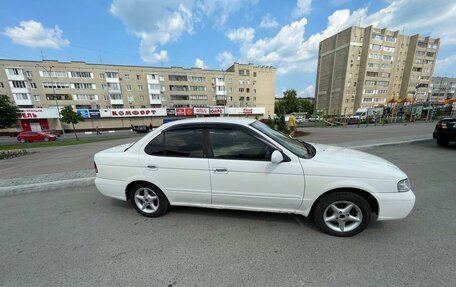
left=0, top=59, right=275, bottom=132
left=315, top=25, right=440, bottom=115
left=429, top=76, right=455, bottom=101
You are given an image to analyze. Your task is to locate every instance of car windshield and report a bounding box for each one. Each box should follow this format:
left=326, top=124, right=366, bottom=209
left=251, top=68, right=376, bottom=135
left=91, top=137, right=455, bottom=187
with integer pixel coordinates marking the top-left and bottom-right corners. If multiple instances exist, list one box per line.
left=251, top=121, right=314, bottom=158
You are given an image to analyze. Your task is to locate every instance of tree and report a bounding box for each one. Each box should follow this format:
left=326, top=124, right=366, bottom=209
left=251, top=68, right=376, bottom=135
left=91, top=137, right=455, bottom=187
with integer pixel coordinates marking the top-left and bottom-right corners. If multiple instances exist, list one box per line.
left=60, top=105, right=84, bottom=140
left=282, top=89, right=299, bottom=114
left=0, top=95, right=21, bottom=129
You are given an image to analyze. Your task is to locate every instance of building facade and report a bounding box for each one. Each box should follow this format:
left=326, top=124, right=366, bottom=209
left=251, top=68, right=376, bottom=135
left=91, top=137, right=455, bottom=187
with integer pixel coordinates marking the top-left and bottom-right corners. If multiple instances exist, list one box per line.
left=429, top=76, right=455, bottom=101
left=0, top=59, right=275, bottom=132
left=315, top=25, right=439, bottom=115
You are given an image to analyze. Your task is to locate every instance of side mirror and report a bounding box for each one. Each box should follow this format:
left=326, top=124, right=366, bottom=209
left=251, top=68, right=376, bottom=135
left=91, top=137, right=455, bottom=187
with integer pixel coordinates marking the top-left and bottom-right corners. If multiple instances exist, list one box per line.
left=271, top=150, right=284, bottom=164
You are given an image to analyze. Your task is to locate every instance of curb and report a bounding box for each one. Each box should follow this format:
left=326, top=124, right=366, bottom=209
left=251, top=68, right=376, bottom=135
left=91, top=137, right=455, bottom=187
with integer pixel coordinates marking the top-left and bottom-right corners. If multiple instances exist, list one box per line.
left=0, top=177, right=95, bottom=197
left=349, top=137, right=431, bottom=149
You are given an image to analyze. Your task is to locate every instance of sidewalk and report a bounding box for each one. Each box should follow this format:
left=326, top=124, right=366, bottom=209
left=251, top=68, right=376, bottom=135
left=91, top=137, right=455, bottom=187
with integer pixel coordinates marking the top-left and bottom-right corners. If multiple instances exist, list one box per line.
left=0, top=121, right=436, bottom=196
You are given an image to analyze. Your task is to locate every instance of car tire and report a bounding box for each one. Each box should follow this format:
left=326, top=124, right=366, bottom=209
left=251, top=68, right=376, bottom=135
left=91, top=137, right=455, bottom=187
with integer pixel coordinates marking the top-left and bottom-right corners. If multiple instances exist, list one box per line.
left=44, top=137, right=49, bottom=142
left=313, top=192, right=371, bottom=237
left=437, top=139, right=449, bottom=146
left=130, top=183, right=169, bottom=217
left=20, top=138, right=26, bottom=143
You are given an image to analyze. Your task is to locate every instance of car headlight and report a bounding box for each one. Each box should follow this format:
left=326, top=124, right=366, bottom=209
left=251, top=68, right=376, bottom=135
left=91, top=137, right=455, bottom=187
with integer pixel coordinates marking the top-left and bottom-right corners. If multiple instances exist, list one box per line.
left=397, top=178, right=411, bottom=192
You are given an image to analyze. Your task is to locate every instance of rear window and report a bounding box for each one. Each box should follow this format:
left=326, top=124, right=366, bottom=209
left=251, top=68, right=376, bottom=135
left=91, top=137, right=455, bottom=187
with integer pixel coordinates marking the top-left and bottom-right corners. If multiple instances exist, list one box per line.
left=145, top=128, right=204, bottom=158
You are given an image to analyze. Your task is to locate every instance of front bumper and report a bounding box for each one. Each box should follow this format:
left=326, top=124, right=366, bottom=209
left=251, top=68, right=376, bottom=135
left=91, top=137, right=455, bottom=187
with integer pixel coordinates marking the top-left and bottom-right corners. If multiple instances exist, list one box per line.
left=373, top=190, right=416, bottom=221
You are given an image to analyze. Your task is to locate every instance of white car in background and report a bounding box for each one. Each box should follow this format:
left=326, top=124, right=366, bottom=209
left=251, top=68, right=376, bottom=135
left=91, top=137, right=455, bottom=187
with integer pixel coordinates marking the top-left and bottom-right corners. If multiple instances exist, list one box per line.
left=94, top=118, right=415, bottom=237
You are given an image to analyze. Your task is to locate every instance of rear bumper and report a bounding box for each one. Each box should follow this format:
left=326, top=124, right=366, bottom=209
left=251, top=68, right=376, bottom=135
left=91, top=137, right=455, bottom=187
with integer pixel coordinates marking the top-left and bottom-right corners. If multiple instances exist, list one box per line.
left=373, top=190, right=416, bottom=220
left=95, top=177, right=128, bottom=201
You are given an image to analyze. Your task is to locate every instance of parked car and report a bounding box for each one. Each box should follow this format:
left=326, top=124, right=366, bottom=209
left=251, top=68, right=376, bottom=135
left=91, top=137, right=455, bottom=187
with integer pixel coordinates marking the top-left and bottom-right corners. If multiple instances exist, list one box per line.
left=94, top=118, right=415, bottom=237
left=433, top=117, right=456, bottom=146
left=136, top=125, right=150, bottom=133
left=17, top=131, right=58, bottom=143
left=42, top=129, right=61, bottom=137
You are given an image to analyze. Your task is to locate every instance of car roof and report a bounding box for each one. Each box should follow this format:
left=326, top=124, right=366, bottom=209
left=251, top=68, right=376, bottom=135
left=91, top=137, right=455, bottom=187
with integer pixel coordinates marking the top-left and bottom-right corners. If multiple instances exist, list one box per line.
left=164, top=117, right=256, bottom=128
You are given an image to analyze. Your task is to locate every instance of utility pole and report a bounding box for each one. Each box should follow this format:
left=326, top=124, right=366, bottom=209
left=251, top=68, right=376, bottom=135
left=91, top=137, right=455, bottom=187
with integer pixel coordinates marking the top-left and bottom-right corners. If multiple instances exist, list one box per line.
left=36, top=64, right=66, bottom=138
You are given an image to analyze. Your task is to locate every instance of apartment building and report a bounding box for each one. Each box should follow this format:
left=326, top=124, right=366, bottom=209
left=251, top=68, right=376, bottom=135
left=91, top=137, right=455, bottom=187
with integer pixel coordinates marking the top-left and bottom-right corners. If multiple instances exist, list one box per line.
left=315, top=25, right=439, bottom=115
left=429, top=76, right=456, bottom=101
left=0, top=59, right=275, bottom=132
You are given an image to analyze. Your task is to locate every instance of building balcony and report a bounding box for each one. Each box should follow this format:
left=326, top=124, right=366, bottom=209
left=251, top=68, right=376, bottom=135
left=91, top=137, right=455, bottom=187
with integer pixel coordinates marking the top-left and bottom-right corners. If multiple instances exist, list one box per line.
left=13, top=94, right=33, bottom=106
left=110, top=99, right=124, bottom=105
left=149, top=95, right=162, bottom=105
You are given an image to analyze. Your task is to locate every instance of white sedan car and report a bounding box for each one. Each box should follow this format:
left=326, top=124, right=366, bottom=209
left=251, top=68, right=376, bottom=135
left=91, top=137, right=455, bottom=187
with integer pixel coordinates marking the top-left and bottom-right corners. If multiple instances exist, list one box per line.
left=94, top=118, right=415, bottom=237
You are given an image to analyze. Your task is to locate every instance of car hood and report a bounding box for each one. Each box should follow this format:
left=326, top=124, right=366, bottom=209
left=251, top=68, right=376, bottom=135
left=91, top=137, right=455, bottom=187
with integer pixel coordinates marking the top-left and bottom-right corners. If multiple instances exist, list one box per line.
left=303, top=143, right=406, bottom=180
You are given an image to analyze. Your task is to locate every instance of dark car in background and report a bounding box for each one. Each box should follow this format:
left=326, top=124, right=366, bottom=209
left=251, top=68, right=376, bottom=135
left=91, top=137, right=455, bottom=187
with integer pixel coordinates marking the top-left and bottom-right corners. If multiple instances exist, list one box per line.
left=17, top=131, right=58, bottom=143
left=433, top=118, right=456, bottom=146
left=136, top=125, right=150, bottom=133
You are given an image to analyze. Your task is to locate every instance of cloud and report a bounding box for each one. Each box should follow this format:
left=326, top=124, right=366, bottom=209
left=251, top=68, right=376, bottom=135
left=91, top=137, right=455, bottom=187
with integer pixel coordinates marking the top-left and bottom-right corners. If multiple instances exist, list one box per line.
left=3, top=20, right=70, bottom=49
left=194, top=58, right=207, bottom=69
left=227, top=27, right=255, bottom=43
left=293, top=0, right=312, bottom=18
left=110, top=0, right=258, bottom=63
left=435, top=55, right=456, bottom=75
left=216, top=51, right=235, bottom=68
left=298, top=85, right=315, bottom=98
left=259, top=14, right=279, bottom=29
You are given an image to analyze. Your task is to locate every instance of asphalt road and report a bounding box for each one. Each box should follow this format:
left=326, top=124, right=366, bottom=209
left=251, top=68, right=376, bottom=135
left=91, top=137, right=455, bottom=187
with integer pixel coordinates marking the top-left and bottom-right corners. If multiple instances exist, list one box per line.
left=1, top=140, right=455, bottom=286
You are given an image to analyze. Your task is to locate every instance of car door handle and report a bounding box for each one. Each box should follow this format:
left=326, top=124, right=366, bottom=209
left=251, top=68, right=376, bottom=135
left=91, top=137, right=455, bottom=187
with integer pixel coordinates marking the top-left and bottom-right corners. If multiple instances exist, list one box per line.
left=213, top=168, right=228, bottom=173
left=147, top=165, right=157, bottom=169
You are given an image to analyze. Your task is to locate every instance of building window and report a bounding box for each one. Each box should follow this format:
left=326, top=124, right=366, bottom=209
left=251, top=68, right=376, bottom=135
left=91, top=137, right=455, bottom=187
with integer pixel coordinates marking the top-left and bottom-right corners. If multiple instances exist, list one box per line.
left=24, top=71, right=33, bottom=78
left=239, top=96, right=245, bottom=101
left=169, top=75, right=188, bottom=81
left=75, top=94, right=98, bottom=101
left=189, top=95, right=208, bottom=100
left=189, top=86, right=206, bottom=91
left=372, top=34, right=383, bottom=40
left=379, top=72, right=390, bottom=78
left=239, top=88, right=245, bottom=93
left=128, top=96, right=134, bottom=102
left=0, top=82, right=4, bottom=88
left=126, top=84, right=132, bottom=91
left=74, top=83, right=95, bottom=89
left=366, top=72, right=378, bottom=77
left=43, top=82, right=70, bottom=89
left=159, top=76, right=164, bottom=81
left=382, top=46, right=395, bottom=52
left=107, top=83, right=120, bottom=90
left=363, top=97, right=373, bottom=102
left=425, top=60, right=433, bottom=65
left=6, top=68, right=23, bottom=76
left=368, top=53, right=381, bottom=59
left=377, top=81, right=389, bottom=86
left=363, top=90, right=375, bottom=94
left=371, top=44, right=382, bottom=50
left=30, top=83, right=37, bottom=89
left=253, top=72, right=257, bottom=77
left=100, top=73, right=105, bottom=79
left=385, top=36, right=396, bottom=42
left=136, top=75, right=141, bottom=80
left=106, top=72, right=118, bottom=79
left=129, top=105, right=135, bottom=109
left=33, top=95, right=40, bottom=101
left=109, top=93, right=122, bottom=100
left=416, top=51, right=426, bottom=56
left=139, top=95, right=145, bottom=101
left=149, top=84, right=160, bottom=90
left=238, top=69, right=250, bottom=76
left=124, top=74, right=130, bottom=80
left=70, top=71, right=92, bottom=78
left=14, top=93, right=29, bottom=100
left=104, top=95, right=109, bottom=101
left=11, top=80, right=27, bottom=88
left=365, top=80, right=376, bottom=86
left=417, top=42, right=427, bottom=48
left=382, top=55, right=393, bottom=61
left=170, top=95, right=189, bottom=101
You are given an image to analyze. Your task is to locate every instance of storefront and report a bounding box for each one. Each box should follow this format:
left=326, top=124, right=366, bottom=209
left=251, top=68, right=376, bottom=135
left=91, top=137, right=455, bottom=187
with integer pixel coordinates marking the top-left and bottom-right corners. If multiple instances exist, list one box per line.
left=19, top=108, right=60, bottom=132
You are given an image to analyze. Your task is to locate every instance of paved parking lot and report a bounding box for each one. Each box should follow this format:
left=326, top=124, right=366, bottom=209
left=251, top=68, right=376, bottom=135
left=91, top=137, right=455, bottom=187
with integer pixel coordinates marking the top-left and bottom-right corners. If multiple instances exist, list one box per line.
left=1, top=140, right=455, bottom=286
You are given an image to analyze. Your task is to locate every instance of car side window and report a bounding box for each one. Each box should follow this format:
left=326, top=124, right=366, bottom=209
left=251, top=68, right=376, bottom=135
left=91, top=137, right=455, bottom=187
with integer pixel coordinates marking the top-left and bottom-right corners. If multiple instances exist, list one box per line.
left=209, top=128, right=273, bottom=161
left=144, top=129, right=204, bottom=158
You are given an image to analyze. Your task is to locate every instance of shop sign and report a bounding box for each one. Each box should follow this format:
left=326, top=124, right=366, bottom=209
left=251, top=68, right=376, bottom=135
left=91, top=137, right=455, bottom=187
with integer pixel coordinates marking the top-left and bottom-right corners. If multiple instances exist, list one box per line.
left=77, top=109, right=101, bottom=119
left=166, top=108, right=176, bottom=116
left=19, top=108, right=59, bottom=119
left=175, top=108, right=194, bottom=116
left=227, top=107, right=265, bottom=115
left=100, top=108, right=167, bottom=118
left=193, top=107, right=210, bottom=115
left=209, top=106, right=225, bottom=115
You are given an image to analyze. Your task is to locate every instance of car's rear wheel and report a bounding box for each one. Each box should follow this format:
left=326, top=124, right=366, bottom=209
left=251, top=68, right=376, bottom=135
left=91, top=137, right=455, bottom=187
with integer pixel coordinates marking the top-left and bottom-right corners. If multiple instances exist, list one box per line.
left=20, top=138, right=26, bottom=143
left=130, top=183, right=169, bottom=217
left=313, top=192, right=371, bottom=237
left=44, top=137, right=49, bottom=142
left=437, top=139, right=449, bottom=146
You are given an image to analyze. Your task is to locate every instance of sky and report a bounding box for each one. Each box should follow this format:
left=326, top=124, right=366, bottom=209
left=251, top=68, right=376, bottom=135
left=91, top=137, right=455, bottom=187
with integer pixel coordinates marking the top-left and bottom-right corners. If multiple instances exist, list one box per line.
left=1, top=0, right=455, bottom=98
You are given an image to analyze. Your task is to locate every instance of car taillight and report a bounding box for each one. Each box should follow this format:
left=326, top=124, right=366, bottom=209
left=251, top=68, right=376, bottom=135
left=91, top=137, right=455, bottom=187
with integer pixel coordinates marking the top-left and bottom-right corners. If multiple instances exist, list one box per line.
left=94, top=162, right=98, bottom=173
left=436, top=122, right=448, bottom=129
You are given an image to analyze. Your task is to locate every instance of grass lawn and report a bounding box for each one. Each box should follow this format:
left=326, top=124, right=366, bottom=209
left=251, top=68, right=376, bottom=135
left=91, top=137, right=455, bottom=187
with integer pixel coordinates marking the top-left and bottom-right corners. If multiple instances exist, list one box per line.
left=0, top=136, right=130, bottom=151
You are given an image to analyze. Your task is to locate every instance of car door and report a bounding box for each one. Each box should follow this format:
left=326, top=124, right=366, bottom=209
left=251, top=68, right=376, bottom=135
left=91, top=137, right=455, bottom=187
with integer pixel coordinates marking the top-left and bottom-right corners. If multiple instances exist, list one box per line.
left=139, top=127, right=211, bottom=205
left=208, top=125, right=305, bottom=211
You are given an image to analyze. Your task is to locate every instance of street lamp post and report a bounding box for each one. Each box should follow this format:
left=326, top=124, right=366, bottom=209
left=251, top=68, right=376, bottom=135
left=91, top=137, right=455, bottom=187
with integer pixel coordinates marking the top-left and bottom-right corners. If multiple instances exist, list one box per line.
left=36, top=64, right=66, bottom=137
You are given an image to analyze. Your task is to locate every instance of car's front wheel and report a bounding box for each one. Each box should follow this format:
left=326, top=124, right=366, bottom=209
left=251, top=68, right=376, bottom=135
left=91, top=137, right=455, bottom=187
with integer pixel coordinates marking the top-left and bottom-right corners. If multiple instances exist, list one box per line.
left=19, top=138, right=26, bottom=143
left=130, top=183, right=169, bottom=217
left=313, top=192, right=371, bottom=237
left=44, top=137, right=49, bottom=142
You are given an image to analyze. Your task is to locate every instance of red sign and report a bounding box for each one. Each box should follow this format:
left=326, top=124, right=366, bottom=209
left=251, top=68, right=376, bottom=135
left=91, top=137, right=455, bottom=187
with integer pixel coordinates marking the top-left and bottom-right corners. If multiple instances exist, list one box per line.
left=111, top=109, right=157, bottom=117
left=175, top=108, right=193, bottom=116
left=242, top=108, right=253, bottom=114
left=210, top=106, right=225, bottom=115
left=194, top=107, right=209, bottom=115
